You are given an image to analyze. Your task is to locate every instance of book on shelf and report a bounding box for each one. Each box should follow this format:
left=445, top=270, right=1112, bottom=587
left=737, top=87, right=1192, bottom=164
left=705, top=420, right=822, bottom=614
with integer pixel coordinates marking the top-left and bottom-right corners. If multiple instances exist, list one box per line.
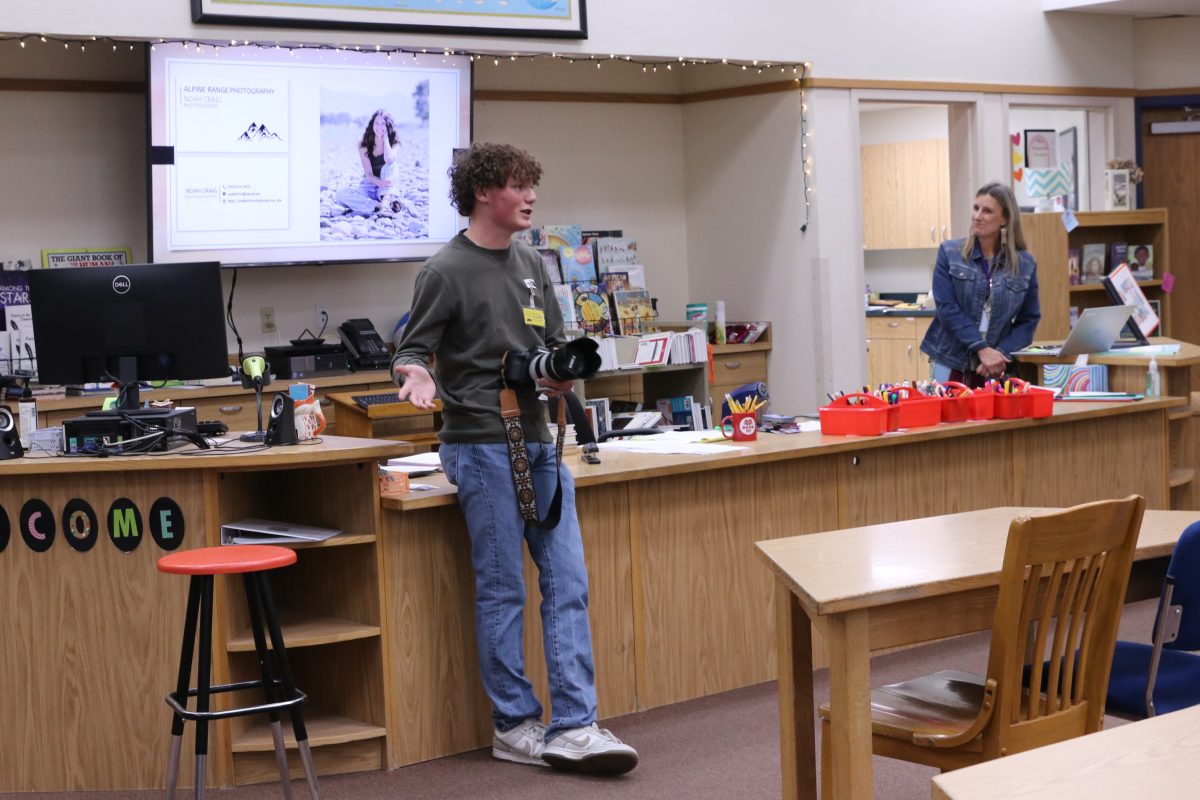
left=1129, top=243, right=1154, bottom=280
left=553, top=284, right=577, bottom=330
left=635, top=332, right=673, bottom=366
left=594, top=236, right=639, bottom=271
left=536, top=247, right=564, bottom=283
left=1102, top=263, right=1160, bottom=339
left=601, top=271, right=631, bottom=296
left=570, top=284, right=613, bottom=336
left=1080, top=243, right=1106, bottom=284
left=585, top=397, right=611, bottom=437
left=1067, top=248, right=1081, bottom=286
left=558, top=244, right=598, bottom=285
left=541, top=224, right=583, bottom=250
left=612, top=289, right=656, bottom=336
left=670, top=327, right=707, bottom=364
left=656, top=395, right=697, bottom=429
left=1108, top=242, right=1128, bottom=275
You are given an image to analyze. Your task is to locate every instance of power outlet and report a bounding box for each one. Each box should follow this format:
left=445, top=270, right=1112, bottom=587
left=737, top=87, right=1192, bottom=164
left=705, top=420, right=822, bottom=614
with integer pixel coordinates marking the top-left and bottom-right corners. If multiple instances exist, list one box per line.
left=259, top=306, right=277, bottom=335
left=315, top=303, right=329, bottom=334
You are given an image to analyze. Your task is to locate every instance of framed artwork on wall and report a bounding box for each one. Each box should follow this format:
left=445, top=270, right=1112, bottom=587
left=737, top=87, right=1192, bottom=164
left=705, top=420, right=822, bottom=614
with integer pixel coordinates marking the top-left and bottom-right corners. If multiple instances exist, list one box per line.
left=192, top=0, right=588, bottom=39
left=1024, top=129, right=1057, bottom=169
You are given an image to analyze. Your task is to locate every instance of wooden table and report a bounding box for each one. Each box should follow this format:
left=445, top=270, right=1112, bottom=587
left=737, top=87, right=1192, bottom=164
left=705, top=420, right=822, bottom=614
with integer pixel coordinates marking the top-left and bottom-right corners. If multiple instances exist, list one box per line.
left=931, top=704, right=1200, bottom=799
left=755, top=507, right=1196, bottom=800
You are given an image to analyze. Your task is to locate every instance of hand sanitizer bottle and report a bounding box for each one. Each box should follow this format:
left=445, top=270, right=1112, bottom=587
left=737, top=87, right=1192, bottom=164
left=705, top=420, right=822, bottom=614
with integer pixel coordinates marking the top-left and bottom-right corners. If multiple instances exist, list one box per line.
left=1145, top=356, right=1161, bottom=399
left=18, top=386, right=37, bottom=448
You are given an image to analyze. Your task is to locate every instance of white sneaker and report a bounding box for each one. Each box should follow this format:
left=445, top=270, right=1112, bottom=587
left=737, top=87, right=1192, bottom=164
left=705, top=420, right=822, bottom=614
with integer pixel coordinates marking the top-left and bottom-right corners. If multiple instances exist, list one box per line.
left=492, top=718, right=550, bottom=767
left=541, top=723, right=638, bottom=775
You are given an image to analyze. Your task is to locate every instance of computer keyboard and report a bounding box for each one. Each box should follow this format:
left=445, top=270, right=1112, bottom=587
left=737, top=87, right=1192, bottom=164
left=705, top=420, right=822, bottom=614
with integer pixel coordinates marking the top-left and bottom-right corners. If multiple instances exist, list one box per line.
left=353, top=392, right=404, bottom=411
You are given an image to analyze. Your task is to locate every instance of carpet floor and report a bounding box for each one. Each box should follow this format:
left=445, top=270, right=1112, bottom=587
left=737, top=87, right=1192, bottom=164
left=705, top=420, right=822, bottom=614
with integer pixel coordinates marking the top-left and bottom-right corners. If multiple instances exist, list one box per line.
left=1, top=599, right=1157, bottom=800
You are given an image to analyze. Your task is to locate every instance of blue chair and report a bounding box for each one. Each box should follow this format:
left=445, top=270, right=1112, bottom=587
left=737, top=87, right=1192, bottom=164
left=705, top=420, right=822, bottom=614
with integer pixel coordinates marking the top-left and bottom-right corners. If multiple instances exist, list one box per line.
left=1106, top=519, right=1200, bottom=718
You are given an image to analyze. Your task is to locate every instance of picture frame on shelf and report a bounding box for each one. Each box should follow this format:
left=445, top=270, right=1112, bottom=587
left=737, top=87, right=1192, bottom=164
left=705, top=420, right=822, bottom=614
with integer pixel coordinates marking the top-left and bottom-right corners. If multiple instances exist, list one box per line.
left=192, top=0, right=588, bottom=39
left=1105, top=169, right=1132, bottom=211
left=1024, top=129, right=1057, bottom=169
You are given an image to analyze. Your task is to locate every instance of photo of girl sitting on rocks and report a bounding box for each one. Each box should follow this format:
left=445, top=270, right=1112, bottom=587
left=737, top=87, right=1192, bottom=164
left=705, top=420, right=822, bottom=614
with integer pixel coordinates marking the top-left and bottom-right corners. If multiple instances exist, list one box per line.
left=321, top=83, right=430, bottom=241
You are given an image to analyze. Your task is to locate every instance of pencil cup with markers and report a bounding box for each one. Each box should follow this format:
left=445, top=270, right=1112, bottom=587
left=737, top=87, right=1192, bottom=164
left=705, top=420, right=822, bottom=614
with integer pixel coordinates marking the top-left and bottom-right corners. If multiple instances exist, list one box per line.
left=721, top=394, right=762, bottom=441
left=940, top=381, right=975, bottom=423
left=818, top=393, right=894, bottom=436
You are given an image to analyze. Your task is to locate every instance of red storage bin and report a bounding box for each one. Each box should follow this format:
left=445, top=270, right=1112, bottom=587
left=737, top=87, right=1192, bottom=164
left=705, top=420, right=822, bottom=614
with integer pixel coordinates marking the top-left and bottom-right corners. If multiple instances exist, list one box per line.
left=940, top=381, right=975, bottom=423
left=970, top=390, right=995, bottom=420
left=892, top=387, right=942, bottom=428
left=819, top=393, right=893, bottom=436
left=1025, top=387, right=1055, bottom=419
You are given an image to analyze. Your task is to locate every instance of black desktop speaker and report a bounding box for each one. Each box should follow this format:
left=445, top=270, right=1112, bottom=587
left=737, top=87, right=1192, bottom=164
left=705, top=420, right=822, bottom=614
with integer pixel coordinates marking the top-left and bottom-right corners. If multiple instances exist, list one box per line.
left=264, top=392, right=298, bottom=446
left=0, top=406, right=24, bottom=460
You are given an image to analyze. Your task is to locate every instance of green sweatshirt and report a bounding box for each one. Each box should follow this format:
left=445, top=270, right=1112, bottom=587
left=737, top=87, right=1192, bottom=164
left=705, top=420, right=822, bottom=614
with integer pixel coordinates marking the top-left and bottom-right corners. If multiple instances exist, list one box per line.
left=391, top=232, right=565, bottom=443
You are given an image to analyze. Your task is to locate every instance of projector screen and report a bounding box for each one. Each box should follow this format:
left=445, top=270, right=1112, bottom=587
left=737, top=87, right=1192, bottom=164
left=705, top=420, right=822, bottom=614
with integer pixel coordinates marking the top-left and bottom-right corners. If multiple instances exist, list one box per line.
left=148, top=43, right=472, bottom=267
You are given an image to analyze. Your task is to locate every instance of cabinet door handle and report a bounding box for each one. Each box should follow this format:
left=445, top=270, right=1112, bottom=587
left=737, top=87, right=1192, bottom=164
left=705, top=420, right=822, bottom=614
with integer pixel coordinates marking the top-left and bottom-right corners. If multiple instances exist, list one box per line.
left=941, top=225, right=948, bottom=240
left=219, top=405, right=242, bottom=414
left=723, top=361, right=742, bottom=369
left=907, top=344, right=913, bottom=355
left=930, top=226, right=936, bottom=243
left=887, top=322, right=900, bottom=328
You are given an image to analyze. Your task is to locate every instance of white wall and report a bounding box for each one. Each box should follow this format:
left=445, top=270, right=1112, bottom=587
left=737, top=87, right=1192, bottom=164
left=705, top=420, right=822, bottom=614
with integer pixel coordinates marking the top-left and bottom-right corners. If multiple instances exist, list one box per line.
left=859, top=104, right=948, bottom=146
left=2, top=2, right=1194, bottom=411
left=1133, top=17, right=1200, bottom=89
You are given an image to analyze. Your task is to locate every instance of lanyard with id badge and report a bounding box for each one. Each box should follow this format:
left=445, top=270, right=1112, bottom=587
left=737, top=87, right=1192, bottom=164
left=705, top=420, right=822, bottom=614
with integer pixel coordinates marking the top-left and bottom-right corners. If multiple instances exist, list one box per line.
left=521, top=278, right=545, bottom=329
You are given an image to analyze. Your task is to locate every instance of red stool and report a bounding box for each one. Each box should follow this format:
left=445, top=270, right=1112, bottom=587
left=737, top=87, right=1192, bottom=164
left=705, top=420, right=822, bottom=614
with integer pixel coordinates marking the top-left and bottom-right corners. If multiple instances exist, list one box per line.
left=158, top=545, right=321, bottom=799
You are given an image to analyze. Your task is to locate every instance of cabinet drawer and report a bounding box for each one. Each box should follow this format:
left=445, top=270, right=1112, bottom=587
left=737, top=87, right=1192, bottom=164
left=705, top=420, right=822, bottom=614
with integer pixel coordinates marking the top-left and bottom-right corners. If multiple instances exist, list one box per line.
left=712, top=352, right=768, bottom=388
left=867, top=316, right=918, bottom=340
left=191, top=396, right=261, bottom=433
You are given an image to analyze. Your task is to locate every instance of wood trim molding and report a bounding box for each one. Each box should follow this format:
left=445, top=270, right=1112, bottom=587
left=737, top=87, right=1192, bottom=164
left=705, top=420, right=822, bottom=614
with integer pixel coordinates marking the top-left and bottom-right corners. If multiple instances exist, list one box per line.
left=806, top=76, right=1138, bottom=98
left=473, top=88, right=683, bottom=104
left=0, top=78, right=145, bottom=94
left=8, top=74, right=1193, bottom=104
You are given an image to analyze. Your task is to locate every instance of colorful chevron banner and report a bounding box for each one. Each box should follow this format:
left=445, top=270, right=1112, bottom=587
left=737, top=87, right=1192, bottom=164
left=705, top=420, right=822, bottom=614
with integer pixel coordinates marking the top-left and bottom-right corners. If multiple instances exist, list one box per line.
left=1025, top=166, right=1072, bottom=199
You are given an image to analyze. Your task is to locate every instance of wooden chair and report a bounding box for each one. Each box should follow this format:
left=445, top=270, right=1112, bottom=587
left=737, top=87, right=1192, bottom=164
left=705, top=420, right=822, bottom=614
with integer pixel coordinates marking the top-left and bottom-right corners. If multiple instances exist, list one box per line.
left=818, top=496, right=1145, bottom=795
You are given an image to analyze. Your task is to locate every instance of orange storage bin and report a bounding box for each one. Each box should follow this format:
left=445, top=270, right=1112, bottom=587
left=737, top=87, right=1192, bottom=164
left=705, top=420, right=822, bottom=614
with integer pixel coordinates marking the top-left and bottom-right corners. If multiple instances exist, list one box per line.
left=892, top=387, right=942, bottom=428
left=819, top=393, right=893, bottom=436
left=940, top=381, right=975, bottom=423
left=991, top=378, right=1044, bottom=420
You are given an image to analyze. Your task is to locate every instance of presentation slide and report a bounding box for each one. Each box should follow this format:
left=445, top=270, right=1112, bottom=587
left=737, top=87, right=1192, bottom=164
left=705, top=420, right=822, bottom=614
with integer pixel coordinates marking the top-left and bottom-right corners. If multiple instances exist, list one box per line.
left=149, top=44, right=471, bottom=266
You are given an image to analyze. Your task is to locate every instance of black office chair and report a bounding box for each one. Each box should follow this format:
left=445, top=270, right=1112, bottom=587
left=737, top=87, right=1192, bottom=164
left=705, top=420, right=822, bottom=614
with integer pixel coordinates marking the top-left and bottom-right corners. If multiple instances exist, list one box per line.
left=1106, top=520, right=1200, bottom=718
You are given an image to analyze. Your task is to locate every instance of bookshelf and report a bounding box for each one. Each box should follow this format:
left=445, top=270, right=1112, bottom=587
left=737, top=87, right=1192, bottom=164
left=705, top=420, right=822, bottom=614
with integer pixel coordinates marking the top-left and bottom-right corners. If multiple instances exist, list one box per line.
left=1021, top=209, right=1171, bottom=341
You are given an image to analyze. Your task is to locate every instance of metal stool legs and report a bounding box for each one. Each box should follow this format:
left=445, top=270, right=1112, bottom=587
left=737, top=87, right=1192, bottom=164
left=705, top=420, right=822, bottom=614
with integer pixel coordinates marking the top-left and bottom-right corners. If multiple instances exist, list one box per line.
left=164, top=571, right=320, bottom=799
left=251, top=572, right=321, bottom=800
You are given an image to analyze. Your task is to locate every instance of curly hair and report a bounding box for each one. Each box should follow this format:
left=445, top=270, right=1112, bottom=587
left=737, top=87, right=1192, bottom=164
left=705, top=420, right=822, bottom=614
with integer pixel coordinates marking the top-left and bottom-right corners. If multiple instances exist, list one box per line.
left=449, top=143, right=542, bottom=217
left=360, top=109, right=398, bottom=153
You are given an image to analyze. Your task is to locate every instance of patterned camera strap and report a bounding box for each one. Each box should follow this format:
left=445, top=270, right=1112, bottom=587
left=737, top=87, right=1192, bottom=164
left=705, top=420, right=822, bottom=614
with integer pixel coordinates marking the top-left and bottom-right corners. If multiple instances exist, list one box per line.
left=500, top=387, right=567, bottom=530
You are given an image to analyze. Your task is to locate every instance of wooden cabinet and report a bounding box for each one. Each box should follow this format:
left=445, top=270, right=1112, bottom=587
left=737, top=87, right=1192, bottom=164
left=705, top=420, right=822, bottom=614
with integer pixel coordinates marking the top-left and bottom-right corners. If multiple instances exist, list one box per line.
left=1021, top=209, right=1172, bottom=342
left=866, top=315, right=933, bottom=385
left=35, top=370, right=396, bottom=436
left=861, top=138, right=951, bottom=250
left=709, top=340, right=771, bottom=422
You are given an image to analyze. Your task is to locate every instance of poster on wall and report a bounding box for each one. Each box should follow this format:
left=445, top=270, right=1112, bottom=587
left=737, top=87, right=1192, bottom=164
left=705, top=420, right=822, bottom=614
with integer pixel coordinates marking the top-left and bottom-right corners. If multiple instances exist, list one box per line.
left=192, top=0, right=588, bottom=38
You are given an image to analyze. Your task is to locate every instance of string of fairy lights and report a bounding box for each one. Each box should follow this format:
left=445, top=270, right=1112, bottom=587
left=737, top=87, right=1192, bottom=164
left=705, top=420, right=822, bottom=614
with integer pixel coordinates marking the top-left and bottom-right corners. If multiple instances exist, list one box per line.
left=1, top=32, right=813, bottom=230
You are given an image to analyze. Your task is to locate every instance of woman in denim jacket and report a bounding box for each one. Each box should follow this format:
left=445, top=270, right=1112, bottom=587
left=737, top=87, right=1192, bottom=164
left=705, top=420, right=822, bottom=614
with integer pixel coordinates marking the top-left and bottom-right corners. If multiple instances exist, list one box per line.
left=920, top=182, right=1040, bottom=388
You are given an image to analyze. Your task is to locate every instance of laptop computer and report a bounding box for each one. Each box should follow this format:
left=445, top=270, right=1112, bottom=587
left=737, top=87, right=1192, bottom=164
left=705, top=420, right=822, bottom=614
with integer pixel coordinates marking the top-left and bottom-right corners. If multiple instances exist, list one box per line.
left=1026, top=305, right=1137, bottom=357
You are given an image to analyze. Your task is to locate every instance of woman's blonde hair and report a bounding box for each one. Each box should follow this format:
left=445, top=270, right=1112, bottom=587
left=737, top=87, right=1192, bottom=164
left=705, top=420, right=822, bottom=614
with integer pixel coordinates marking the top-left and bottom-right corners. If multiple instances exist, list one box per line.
left=960, top=181, right=1027, bottom=275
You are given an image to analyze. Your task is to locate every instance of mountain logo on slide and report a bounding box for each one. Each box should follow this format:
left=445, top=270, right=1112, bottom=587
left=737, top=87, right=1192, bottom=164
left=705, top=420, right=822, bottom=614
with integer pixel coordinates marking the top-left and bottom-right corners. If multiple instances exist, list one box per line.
left=236, top=122, right=284, bottom=143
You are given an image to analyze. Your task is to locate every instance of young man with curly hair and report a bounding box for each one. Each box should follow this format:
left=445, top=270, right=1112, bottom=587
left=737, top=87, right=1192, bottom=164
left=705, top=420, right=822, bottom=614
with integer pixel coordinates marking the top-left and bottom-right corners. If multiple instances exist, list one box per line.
left=391, top=142, right=638, bottom=775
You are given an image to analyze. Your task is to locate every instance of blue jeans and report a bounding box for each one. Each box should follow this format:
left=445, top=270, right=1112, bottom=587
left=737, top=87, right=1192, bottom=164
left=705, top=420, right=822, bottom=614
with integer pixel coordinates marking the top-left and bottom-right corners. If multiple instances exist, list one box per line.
left=439, top=441, right=597, bottom=739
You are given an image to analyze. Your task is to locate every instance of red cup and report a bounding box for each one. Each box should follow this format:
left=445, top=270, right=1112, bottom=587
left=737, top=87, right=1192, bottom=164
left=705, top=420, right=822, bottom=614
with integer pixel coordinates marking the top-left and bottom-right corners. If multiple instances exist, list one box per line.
left=721, top=412, right=759, bottom=442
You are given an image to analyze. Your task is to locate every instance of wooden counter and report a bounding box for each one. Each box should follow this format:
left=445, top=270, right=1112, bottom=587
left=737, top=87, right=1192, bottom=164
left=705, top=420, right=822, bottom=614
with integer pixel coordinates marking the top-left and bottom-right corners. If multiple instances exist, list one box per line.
left=0, top=436, right=407, bottom=793
left=379, top=398, right=1182, bottom=768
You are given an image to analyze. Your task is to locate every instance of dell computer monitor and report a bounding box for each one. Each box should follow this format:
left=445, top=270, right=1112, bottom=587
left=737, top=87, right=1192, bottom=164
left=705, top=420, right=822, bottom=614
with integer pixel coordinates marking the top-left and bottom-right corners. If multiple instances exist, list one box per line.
left=28, top=262, right=229, bottom=410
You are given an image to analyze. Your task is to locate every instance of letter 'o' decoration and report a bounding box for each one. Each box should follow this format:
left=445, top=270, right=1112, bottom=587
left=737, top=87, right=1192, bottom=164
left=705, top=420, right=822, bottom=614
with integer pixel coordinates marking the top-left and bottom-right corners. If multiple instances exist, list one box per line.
left=63, top=498, right=99, bottom=553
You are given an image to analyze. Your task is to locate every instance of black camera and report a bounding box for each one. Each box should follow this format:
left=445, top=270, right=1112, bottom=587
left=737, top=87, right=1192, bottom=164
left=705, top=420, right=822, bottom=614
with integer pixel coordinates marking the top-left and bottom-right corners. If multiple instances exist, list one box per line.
left=503, top=337, right=602, bottom=388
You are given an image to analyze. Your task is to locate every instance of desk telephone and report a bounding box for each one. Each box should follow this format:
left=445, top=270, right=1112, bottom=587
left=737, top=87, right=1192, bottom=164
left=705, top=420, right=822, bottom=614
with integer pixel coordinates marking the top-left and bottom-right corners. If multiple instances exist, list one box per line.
left=339, top=318, right=392, bottom=370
